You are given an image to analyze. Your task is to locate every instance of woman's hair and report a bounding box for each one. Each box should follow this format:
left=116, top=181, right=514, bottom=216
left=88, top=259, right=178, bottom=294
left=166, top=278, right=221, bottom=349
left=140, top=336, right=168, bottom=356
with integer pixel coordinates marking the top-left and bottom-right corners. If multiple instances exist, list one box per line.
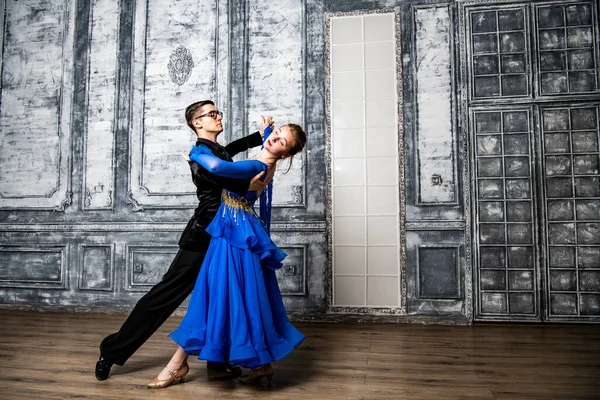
left=281, top=123, right=307, bottom=173
left=285, top=123, right=307, bottom=156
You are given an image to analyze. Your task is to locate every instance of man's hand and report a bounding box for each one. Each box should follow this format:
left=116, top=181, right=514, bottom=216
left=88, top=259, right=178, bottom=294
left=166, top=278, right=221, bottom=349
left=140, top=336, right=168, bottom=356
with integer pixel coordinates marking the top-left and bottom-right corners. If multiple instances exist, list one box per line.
left=249, top=171, right=267, bottom=192
left=259, top=115, right=274, bottom=138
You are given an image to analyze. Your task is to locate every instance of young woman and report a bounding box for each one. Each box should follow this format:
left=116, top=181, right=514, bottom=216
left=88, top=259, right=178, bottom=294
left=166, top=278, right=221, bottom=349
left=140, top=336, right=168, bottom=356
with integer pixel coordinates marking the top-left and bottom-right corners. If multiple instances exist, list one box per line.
left=147, top=122, right=307, bottom=389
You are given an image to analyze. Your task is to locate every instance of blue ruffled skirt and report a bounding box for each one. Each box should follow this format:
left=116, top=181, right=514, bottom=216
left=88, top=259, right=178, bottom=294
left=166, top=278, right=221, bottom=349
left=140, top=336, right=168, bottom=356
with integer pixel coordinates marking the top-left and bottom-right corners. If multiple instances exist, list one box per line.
left=169, top=191, right=305, bottom=368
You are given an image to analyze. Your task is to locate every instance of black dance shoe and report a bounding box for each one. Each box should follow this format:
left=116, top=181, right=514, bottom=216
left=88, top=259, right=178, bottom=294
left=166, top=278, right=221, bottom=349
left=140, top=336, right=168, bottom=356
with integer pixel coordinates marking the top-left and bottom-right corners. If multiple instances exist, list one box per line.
left=206, top=361, right=242, bottom=380
left=95, top=356, right=113, bottom=380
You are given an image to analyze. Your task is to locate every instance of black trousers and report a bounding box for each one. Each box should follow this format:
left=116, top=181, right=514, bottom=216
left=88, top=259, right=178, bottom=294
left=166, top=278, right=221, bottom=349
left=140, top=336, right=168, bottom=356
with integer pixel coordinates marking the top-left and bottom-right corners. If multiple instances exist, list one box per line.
left=100, top=249, right=206, bottom=365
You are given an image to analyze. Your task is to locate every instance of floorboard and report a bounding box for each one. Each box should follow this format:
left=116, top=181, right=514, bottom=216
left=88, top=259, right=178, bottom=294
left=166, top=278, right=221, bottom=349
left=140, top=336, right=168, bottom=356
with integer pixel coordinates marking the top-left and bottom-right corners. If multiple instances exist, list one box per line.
left=0, top=310, right=598, bottom=399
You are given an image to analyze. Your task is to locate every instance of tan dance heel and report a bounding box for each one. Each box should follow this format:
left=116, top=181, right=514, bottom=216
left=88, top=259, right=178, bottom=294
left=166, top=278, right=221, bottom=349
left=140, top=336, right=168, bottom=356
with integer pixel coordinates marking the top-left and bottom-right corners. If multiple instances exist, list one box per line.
left=239, top=363, right=274, bottom=387
left=147, top=362, right=189, bottom=389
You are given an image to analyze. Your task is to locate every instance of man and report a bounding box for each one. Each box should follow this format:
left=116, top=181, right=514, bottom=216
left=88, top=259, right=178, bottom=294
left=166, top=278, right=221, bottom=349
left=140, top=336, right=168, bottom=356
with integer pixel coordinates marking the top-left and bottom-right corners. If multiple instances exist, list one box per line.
left=95, top=100, right=270, bottom=380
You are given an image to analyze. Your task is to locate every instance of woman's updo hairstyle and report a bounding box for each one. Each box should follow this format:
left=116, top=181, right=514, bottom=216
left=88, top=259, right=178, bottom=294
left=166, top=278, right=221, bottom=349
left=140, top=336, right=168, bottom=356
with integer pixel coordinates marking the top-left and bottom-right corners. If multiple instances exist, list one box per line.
left=281, top=123, right=307, bottom=173
left=285, top=123, right=307, bottom=156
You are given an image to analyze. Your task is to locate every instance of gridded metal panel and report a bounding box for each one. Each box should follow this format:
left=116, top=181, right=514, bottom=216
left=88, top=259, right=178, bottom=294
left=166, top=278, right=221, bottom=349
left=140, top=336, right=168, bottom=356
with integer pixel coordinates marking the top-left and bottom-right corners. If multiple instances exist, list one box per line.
left=467, top=5, right=531, bottom=100
left=541, top=104, right=600, bottom=318
left=473, top=108, right=539, bottom=318
left=462, top=0, right=600, bottom=322
left=534, top=1, right=599, bottom=96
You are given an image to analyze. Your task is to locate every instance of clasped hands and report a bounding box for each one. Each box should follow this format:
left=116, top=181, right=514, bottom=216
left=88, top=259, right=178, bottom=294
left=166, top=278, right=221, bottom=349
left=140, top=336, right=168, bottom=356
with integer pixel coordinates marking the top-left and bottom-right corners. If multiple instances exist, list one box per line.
left=259, top=115, right=274, bottom=139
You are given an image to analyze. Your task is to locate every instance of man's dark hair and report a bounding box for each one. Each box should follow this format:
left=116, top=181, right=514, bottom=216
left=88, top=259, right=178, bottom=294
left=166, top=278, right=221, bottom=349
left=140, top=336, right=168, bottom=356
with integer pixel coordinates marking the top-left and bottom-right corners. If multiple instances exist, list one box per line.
left=185, top=100, right=214, bottom=133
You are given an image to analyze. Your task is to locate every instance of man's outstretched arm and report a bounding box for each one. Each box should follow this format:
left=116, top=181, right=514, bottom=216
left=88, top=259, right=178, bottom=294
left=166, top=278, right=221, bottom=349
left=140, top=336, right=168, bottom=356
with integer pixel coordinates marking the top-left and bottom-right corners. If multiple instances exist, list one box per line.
left=224, top=131, right=263, bottom=157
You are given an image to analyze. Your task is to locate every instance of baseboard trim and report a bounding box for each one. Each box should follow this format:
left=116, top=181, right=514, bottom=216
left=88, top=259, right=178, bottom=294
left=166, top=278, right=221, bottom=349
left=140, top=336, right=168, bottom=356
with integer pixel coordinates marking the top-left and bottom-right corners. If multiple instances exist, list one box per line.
left=0, top=303, right=471, bottom=325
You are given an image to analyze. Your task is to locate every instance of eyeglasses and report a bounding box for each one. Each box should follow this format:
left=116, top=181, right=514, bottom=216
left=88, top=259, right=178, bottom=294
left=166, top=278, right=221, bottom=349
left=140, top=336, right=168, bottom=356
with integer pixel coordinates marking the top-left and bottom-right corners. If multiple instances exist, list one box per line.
left=195, top=110, right=223, bottom=120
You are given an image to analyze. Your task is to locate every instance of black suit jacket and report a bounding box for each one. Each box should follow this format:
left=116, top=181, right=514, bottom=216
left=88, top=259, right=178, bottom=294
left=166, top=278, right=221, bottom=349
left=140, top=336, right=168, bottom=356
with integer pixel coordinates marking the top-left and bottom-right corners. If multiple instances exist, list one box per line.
left=178, top=131, right=263, bottom=252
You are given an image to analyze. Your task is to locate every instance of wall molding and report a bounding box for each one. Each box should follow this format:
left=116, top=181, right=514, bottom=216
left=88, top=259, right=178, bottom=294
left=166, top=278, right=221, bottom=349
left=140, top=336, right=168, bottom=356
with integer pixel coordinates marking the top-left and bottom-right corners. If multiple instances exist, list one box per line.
left=0, top=221, right=326, bottom=232
left=0, top=304, right=471, bottom=324
left=405, top=221, right=466, bottom=230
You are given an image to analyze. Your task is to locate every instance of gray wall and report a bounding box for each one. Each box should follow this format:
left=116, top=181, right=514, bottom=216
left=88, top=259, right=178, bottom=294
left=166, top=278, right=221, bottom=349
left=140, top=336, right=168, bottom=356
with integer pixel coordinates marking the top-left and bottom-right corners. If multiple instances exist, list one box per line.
left=0, top=0, right=327, bottom=314
left=1, top=0, right=599, bottom=323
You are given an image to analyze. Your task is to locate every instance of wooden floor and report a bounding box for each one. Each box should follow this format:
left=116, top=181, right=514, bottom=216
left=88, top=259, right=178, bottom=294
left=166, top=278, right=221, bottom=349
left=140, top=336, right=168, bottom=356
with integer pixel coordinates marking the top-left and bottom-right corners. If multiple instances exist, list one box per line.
left=0, top=310, right=599, bottom=400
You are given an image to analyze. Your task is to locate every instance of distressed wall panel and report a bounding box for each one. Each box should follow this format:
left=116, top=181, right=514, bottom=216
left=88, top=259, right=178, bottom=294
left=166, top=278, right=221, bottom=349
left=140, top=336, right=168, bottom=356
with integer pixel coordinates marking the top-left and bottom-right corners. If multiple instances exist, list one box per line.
left=417, top=246, right=459, bottom=299
left=129, top=0, right=223, bottom=209
left=405, top=1, right=469, bottom=320
left=277, top=246, right=307, bottom=295
left=0, top=246, right=67, bottom=289
left=541, top=104, right=600, bottom=318
left=270, top=229, right=325, bottom=312
left=0, top=0, right=75, bottom=210
left=216, top=0, right=230, bottom=131
left=126, top=245, right=179, bottom=291
left=406, top=231, right=465, bottom=315
left=79, top=245, right=114, bottom=291
left=414, top=5, right=457, bottom=204
left=82, top=0, right=120, bottom=209
left=247, top=0, right=306, bottom=206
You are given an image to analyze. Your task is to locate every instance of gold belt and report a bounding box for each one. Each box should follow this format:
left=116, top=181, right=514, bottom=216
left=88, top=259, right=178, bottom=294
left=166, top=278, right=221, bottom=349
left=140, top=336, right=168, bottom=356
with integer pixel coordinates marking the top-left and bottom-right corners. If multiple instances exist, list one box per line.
left=222, top=190, right=254, bottom=212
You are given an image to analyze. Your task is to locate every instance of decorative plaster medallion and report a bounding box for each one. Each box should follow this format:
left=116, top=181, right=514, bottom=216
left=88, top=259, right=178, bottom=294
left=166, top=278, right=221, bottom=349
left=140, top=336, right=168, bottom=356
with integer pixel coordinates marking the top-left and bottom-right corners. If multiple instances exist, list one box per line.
left=168, top=46, right=194, bottom=85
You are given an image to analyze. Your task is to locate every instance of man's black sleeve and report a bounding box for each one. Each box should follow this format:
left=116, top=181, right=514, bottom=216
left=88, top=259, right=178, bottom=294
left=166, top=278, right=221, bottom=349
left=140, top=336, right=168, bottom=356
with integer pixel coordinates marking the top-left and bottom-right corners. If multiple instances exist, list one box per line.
left=189, top=162, right=251, bottom=196
left=224, top=131, right=263, bottom=157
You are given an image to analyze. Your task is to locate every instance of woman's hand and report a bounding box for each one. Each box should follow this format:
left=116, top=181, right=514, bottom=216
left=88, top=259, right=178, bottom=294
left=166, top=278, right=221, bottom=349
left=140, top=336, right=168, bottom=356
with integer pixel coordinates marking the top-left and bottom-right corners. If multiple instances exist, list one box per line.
left=259, top=115, right=274, bottom=138
left=249, top=171, right=267, bottom=192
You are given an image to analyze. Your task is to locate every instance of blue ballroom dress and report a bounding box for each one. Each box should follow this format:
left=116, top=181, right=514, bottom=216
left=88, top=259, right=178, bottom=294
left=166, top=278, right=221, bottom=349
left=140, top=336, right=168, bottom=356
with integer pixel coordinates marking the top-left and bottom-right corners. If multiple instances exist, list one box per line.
left=169, top=132, right=305, bottom=368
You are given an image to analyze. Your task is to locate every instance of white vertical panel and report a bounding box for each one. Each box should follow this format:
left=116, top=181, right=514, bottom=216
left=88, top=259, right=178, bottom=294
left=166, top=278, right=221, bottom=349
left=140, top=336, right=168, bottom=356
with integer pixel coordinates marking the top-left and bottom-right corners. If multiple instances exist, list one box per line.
left=331, top=12, right=399, bottom=307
